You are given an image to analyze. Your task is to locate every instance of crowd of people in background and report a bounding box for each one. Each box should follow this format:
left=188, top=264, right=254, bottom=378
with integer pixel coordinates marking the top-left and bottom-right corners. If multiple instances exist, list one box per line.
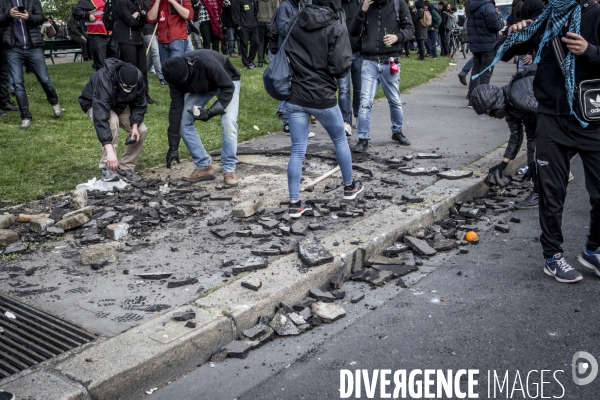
left=1, top=0, right=600, bottom=288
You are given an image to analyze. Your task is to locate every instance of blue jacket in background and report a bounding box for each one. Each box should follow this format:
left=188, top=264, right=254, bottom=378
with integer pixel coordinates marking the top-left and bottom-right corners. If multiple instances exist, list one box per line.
left=467, top=0, right=502, bottom=53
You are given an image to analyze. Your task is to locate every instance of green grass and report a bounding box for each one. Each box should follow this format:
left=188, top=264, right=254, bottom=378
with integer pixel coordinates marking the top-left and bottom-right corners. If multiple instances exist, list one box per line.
left=0, top=55, right=450, bottom=204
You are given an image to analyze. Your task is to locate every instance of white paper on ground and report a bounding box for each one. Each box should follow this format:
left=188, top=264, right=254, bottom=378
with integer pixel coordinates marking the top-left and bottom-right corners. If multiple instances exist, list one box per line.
left=76, top=177, right=128, bottom=191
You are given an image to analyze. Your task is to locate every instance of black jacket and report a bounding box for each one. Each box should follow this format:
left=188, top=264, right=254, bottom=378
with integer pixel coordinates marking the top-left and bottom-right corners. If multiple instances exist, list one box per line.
left=168, top=50, right=241, bottom=135
left=412, top=0, right=427, bottom=40
left=349, top=0, right=414, bottom=60
left=286, top=0, right=351, bottom=108
left=341, top=0, right=361, bottom=52
left=501, top=0, right=600, bottom=120
left=113, top=0, right=147, bottom=45
left=0, top=0, right=44, bottom=48
left=520, top=0, right=543, bottom=21
left=232, top=0, right=258, bottom=29
left=467, top=0, right=502, bottom=53
left=79, top=58, right=147, bottom=146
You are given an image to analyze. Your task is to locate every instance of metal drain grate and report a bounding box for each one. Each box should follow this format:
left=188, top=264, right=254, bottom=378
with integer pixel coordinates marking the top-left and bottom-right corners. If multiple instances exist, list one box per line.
left=0, top=294, right=96, bottom=378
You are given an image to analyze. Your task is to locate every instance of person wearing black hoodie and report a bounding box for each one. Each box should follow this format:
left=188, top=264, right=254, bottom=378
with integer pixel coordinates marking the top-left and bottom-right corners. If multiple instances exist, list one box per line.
left=232, top=0, right=259, bottom=68
left=349, top=0, right=415, bottom=152
left=283, top=0, right=364, bottom=217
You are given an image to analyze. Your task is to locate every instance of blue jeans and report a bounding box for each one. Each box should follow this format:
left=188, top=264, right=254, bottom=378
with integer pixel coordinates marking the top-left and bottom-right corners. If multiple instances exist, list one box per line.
left=284, top=102, right=354, bottom=201
left=278, top=101, right=288, bottom=126
left=426, top=29, right=438, bottom=58
left=227, top=27, right=236, bottom=55
left=337, top=52, right=363, bottom=125
left=7, top=46, right=59, bottom=120
left=145, top=34, right=164, bottom=81
left=461, top=56, right=474, bottom=75
left=180, top=80, right=240, bottom=173
left=356, top=60, right=404, bottom=140
left=158, top=39, right=188, bottom=65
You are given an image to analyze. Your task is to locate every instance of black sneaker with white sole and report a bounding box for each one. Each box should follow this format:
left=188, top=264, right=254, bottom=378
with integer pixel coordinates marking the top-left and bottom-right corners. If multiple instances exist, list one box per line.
left=543, top=253, right=583, bottom=283
left=288, top=201, right=312, bottom=218
left=516, top=192, right=538, bottom=210
left=116, top=168, right=142, bottom=183
left=102, top=167, right=120, bottom=182
left=343, top=180, right=364, bottom=200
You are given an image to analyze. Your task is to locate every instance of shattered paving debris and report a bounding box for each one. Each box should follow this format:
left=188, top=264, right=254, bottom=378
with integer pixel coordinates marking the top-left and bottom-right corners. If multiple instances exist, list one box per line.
left=298, top=239, right=334, bottom=267
left=308, top=288, right=336, bottom=303
left=241, top=277, right=262, bottom=291
left=173, top=311, right=195, bottom=321
left=403, top=236, right=438, bottom=256
left=223, top=340, right=252, bottom=359
left=167, top=278, right=199, bottom=289
left=81, top=245, right=116, bottom=266
left=269, top=309, right=300, bottom=336
left=416, top=153, right=443, bottom=159
left=437, top=170, right=474, bottom=180
left=311, top=302, right=346, bottom=323
left=134, top=272, right=173, bottom=280
left=401, top=167, right=440, bottom=176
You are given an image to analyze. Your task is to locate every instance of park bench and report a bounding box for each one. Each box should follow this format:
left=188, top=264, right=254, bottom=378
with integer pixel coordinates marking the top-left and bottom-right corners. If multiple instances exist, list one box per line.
left=43, top=39, right=83, bottom=65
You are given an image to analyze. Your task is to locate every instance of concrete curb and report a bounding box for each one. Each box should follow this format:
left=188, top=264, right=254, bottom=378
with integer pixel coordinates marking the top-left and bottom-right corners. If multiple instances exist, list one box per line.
left=1, top=145, right=527, bottom=400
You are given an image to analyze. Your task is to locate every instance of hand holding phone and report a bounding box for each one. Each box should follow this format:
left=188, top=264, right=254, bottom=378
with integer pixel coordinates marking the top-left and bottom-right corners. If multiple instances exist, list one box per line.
left=17, top=6, right=25, bottom=13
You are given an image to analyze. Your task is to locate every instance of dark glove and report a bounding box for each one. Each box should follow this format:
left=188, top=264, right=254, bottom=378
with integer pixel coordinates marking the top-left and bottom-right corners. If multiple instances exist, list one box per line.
left=488, top=161, right=508, bottom=175
left=525, top=161, right=535, bottom=181
left=166, top=131, right=180, bottom=169
left=187, top=101, right=227, bottom=122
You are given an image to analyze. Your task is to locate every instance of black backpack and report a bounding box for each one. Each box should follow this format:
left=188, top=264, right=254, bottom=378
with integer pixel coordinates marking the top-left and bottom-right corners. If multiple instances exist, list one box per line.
left=103, top=0, right=115, bottom=31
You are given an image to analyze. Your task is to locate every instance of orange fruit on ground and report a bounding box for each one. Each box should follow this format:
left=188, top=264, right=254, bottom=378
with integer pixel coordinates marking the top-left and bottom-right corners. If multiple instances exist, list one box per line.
left=465, top=231, right=478, bottom=242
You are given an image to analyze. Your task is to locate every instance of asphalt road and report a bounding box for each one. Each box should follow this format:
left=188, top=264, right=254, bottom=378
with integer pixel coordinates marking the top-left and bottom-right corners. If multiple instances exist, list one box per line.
left=149, top=156, right=600, bottom=400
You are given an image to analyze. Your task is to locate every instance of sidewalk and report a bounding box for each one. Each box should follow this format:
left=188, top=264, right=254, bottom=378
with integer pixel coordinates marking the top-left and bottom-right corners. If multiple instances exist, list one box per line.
left=0, top=56, right=523, bottom=399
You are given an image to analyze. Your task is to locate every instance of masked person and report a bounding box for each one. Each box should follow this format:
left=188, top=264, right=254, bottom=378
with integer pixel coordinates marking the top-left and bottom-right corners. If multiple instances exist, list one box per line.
left=79, top=60, right=148, bottom=182
left=162, top=49, right=241, bottom=186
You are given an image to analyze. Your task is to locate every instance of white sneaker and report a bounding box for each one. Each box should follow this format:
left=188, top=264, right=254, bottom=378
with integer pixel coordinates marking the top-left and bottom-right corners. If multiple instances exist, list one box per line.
left=344, top=122, right=352, bottom=136
left=52, top=103, right=63, bottom=118
left=308, top=131, right=316, bottom=138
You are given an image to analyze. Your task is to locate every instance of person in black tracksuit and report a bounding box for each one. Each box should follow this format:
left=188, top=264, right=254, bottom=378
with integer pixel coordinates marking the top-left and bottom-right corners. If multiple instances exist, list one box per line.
left=470, top=64, right=538, bottom=207
left=232, top=0, right=259, bottom=68
left=503, top=0, right=600, bottom=283
left=113, top=0, right=152, bottom=102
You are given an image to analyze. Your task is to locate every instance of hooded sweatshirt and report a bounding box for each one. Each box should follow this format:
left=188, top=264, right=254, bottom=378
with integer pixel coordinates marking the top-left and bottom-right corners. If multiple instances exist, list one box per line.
left=257, top=0, right=278, bottom=23
left=285, top=0, right=351, bottom=108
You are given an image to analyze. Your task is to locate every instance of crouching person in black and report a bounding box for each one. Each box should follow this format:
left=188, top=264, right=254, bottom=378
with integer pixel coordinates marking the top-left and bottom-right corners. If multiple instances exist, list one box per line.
left=470, top=64, right=538, bottom=209
left=79, top=59, right=148, bottom=183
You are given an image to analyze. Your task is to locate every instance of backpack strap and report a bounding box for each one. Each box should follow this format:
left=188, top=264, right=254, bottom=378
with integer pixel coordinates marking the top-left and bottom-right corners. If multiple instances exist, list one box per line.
left=279, top=14, right=301, bottom=52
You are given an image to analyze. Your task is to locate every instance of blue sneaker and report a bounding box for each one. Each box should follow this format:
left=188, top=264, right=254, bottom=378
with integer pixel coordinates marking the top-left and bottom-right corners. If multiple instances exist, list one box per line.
left=577, top=247, right=600, bottom=277
left=543, top=254, right=583, bottom=283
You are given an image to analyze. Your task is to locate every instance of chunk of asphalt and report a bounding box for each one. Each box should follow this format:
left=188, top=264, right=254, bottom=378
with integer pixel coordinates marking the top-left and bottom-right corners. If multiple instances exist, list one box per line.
left=242, top=324, right=271, bottom=340
left=510, top=217, right=521, bottom=223
left=244, top=327, right=275, bottom=350
left=331, top=289, right=346, bottom=299
left=269, top=309, right=300, bottom=336
left=403, top=236, right=437, bottom=256
left=401, top=167, right=440, bottom=176
left=224, top=340, right=252, bottom=359
left=432, top=239, right=460, bottom=252
left=308, top=288, right=336, bottom=303
left=134, top=272, right=172, bottom=280
left=416, top=153, right=442, bottom=159
left=311, top=302, right=346, bottom=324
left=330, top=263, right=348, bottom=290
left=351, top=293, right=365, bottom=303
left=397, top=251, right=415, bottom=266
left=293, top=298, right=316, bottom=311
left=241, top=277, right=262, bottom=291
left=382, top=242, right=410, bottom=257
left=298, top=240, right=334, bottom=267
left=366, top=270, right=393, bottom=286
left=231, top=257, right=268, bottom=275
left=290, top=221, right=307, bottom=236
left=210, top=228, right=236, bottom=239
left=287, top=312, right=307, bottom=326
left=401, top=194, right=424, bottom=203
left=185, top=321, right=196, bottom=329
left=299, top=307, right=312, bottom=321
left=437, top=170, right=474, bottom=180
left=258, top=219, right=280, bottom=230
left=167, top=278, right=199, bottom=289
left=250, top=248, right=280, bottom=257
left=173, top=311, right=195, bottom=321
left=495, top=224, right=510, bottom=233
left=371, top=264, right=418, bottom=277
left=210, top=348, right=228, bottom=363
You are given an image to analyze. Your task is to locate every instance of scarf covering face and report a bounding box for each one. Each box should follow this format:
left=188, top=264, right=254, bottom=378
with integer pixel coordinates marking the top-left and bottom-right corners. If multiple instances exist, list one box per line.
left=473, top=0, right=587, bottom=127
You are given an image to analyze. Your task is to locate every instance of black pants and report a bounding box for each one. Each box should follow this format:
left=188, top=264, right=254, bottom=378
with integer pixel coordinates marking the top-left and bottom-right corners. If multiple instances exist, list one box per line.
left=439, top=28, right=449, bottom=56
left=71, top=34, right=90, bottom=60
left=238, top=26, right=258, bottom=67
left=257, top=22, right=269, bottom=63
left=0, top=45, right=10, bottom=105
left=89, top=34, right=118, bottom=71
left=536, top=113, right=600, bottom=258
left=416, top=39, right=426, bottom=59
left=200, top=21, right=220, bottom=51
left=467, top=51, right=495, bottom=99
left=505, top=113, right=538, bottom=192
left=119, top=42, right=148, bottom=97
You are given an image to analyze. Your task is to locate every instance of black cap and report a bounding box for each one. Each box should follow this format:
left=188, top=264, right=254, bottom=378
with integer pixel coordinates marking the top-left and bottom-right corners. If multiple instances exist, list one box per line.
left=119, top=64, right=139, bottom=88
left=162, top=57, right=190, bottom=85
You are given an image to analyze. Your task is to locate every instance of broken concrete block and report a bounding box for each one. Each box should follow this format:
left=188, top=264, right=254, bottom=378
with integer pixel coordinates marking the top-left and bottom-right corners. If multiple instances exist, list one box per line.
left=495, top=224, right=510, bottom=233
left=55, top=213, right=89, bottom=231
left=287, top=312, right=307, bottom=326
left=298, top=240, right=334, bottom=267
left=416, top=153, right=442, bottom=159
left=0, top=230, right=19, bottom=246
left=185, top=321, right=196, bottom=328
left=293, top=298, right=316, bottom=311
left=308, top=224, right=323, bottom=231
left=243, top=324, right=271, bottom=340
left=258, top=219, right=280, bottom=230
left=331, top=289, right=345, bottom=299
left=62, top=206, right=93, bottom=220
left=0, top=215, right=15, bottom=229
left=382, top=242, right=410, bottom=257
left=432, top=239, right=460, bottom=252
left=299, top=307, right=312, bottom=321
left=211, top=348, right=228, bottom=363
left=244, top=327, right=275, bottom=349
left=290, top=221, right=307, bottom=236
left=3, top=241, right=28, bottom=255
left=330, top=263, right=349, bottom=290
left=99, top=211, right=118, bottom=220
left=510, top=217, right=521, bottom=223
left=269, top=309, right=300, bottom=336
left=167, top=278, right=198, bottom=288
left=397, top=251, right=416, bottom=266
left=437, top=170, right=473, bottom=180
left=402, top=194, right=424, bottom=203
left=371, top=263, right=418, bottom=277
left=81, top=245, right=116, bottom=266
left=351, top=293, right=365, bottom=303
left=232, top=200, right=263, bottom=218
left=308, top=288, right=336, bottom=303
left=231, top=257, right=268, bottom=275
left=241, top=277, right=262, bottom=291
left=311, top=302, right=346, bottom=324
left=350, top=248, right=366, bottom=273
left=403, top=236, right=437, bottom=256
left=46, top=227, right=64, bottom=235
left=106, top=222, right=130, bottom=240
left=251, top=248, right=280, bottom=256
left=367, top=270, right=393, bottom=285
left=173, top=311, right=196, bottom=321
left=401, top=167, right=440, bottom=176
left=210, top=228, right=236, bottom=239
left=72, top=188, right=88, bottom=210
left=80, top=235, right=102, bottom=245
left=224, top=340, right=252, bottom=359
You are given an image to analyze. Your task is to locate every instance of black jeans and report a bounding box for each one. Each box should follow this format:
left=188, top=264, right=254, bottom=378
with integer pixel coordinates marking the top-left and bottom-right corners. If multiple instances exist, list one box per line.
left=416, top=39, right=426, bottom=59
left=119, top=42, right=148, bottom=97
left=238, top=26, right=258, bottom=67
left=0, top=45, right=10, bottom=105
left=505, top=113, right=538, bottom=193
left=467, top=51, right=495, bottom=99
left=200, top=21, right=220, bottom=51
left=536, top=113, right=600, bottom=257
left=71, top=34, right=90, bottom=60
left=257, top=22, right=269, bottom=63
left=89, top=34, right=118, bottom=70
